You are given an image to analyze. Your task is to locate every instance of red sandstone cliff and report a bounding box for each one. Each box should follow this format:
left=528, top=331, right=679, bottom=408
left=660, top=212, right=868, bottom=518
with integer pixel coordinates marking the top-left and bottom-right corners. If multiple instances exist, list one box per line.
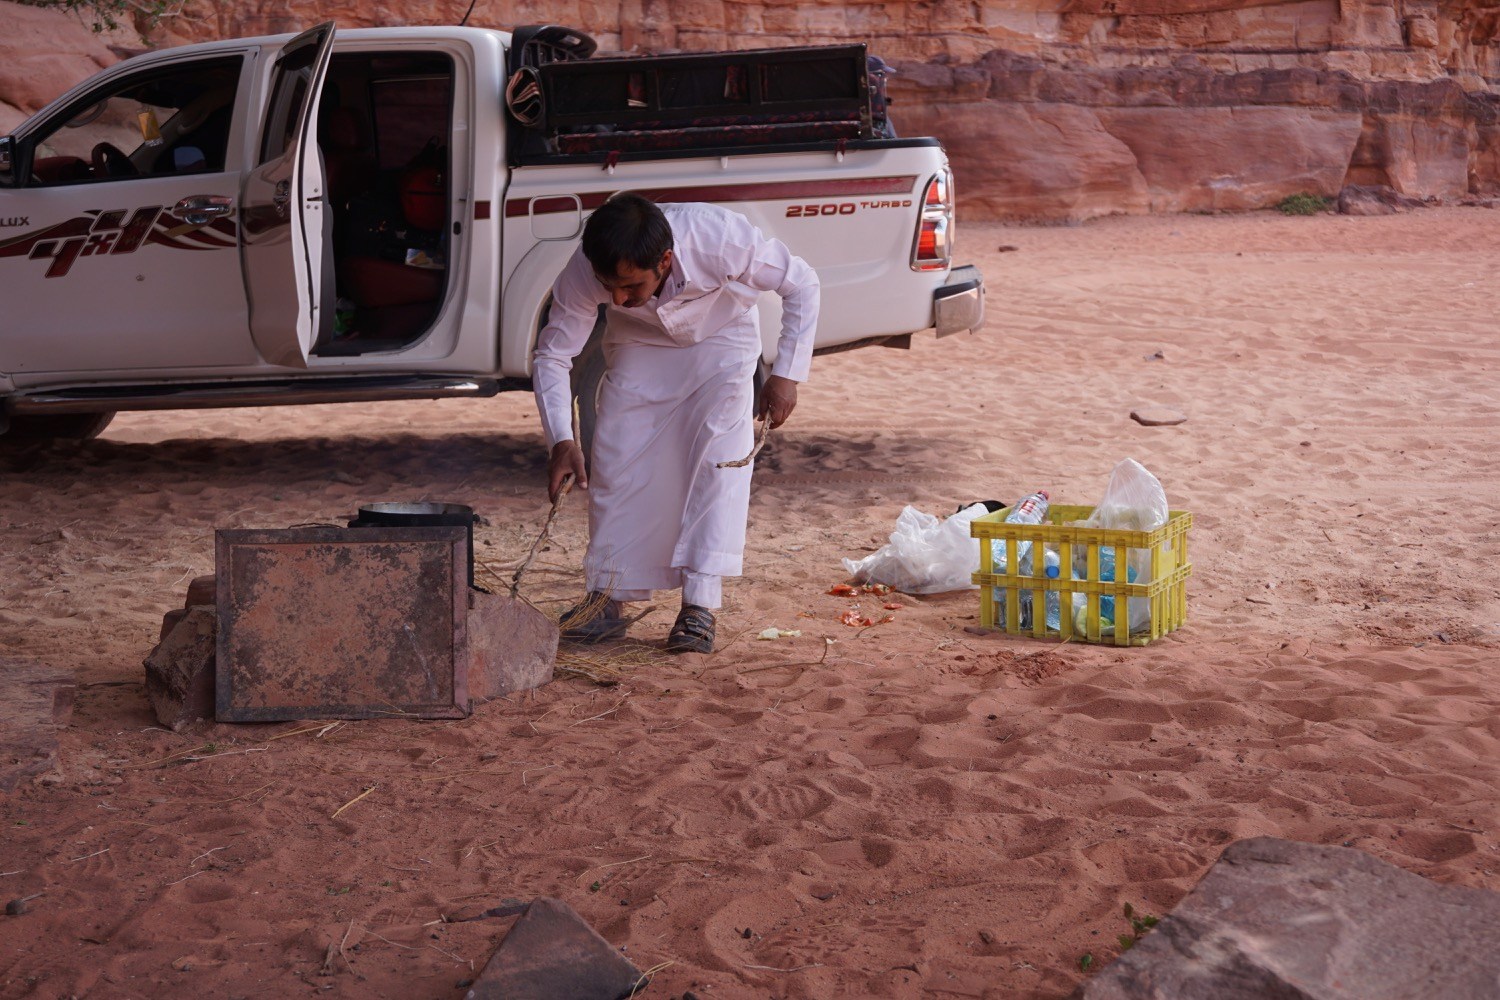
left=4, top=0, right=1496, bottom=218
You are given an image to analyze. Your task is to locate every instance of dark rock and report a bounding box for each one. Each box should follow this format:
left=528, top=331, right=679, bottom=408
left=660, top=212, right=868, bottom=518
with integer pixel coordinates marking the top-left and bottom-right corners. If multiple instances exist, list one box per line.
left=183, top=574, right=216, bottom=610
left=143, top=606, right=216, bottom=731
left=1338, top=183, right=1430, bottom=215
left=465, top=897, right=642, bottom=1000
left=158, top=608, right=187, bottom=644
left=467, top=589, right=556, bottom=702
left=1130, top=405, right=1188, bottom=426
left=1071, top=836, right=1500, bottom=1000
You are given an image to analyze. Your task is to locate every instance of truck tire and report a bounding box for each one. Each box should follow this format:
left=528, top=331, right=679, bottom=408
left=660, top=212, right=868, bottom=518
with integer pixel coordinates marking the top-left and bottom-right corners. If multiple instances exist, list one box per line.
left=1, top=411, right=115, bottom=449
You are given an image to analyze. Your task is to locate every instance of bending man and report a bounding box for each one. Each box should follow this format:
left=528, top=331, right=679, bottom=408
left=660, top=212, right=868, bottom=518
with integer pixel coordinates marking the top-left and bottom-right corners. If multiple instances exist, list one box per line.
left=531, top=194, right=820, bottom=653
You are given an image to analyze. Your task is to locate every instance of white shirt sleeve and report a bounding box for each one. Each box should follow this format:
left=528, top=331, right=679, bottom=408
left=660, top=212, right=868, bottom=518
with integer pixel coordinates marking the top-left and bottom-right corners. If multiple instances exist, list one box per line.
left=722, top=214, right=820, bottom=383
left=531, top=248, right=607, bottom=448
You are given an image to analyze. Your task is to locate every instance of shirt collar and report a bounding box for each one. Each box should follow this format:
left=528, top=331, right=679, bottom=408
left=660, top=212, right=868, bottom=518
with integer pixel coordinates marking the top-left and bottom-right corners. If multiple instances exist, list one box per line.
left=662, top=219, right=689, bottom=300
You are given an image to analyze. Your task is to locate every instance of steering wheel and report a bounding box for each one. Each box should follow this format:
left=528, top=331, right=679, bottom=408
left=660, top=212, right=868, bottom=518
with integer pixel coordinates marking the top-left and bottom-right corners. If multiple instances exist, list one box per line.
left=90, top=141, right=138, bottom=179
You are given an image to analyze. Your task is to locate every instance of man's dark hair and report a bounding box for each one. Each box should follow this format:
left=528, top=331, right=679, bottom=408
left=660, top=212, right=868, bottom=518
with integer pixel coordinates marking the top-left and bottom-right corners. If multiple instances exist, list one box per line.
left=582, top=193, right=672, bottom=277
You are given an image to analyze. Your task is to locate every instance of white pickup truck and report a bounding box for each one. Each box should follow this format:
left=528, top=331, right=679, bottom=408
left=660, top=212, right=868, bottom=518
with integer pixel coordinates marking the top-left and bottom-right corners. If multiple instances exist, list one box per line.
left=0, top=22, right=984, bottom=449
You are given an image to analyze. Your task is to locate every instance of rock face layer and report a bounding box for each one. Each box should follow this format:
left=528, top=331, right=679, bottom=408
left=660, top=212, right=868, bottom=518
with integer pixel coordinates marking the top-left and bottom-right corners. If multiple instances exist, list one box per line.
left=3, top=0, right=1498, bottom=218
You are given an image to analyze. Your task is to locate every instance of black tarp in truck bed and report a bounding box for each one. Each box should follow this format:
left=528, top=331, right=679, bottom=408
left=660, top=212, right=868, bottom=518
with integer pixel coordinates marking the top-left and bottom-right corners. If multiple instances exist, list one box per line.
left=508, top=42, right=874, bottom=157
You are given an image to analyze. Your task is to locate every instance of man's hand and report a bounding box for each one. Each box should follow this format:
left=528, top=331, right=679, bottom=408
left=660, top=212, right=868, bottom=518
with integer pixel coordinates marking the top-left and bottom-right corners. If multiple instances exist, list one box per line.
left=757, top=375, right=798, bottom=429
left=547, top=440, right=588, bottom=502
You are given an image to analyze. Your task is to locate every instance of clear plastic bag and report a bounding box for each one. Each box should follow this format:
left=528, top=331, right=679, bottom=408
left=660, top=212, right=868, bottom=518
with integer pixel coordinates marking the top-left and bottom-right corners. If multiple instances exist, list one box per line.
left=1073, top=458, right=1169, bottom=632
left=842, top=503, right=988, bottom=594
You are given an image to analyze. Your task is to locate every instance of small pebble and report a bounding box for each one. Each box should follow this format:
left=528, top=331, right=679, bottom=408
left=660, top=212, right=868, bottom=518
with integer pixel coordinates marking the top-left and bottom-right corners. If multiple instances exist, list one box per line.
left=5, top=899, right=29, bottom=916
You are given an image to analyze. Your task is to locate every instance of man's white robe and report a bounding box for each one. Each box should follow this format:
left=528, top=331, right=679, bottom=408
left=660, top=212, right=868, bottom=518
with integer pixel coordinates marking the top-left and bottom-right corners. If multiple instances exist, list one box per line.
left=532, top=203, right=819, bottom=599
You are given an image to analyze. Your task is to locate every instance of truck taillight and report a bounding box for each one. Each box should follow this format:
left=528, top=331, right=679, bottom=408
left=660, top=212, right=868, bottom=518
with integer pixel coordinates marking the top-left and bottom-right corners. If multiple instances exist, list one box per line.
left=911, top=170, right=953, bottom=272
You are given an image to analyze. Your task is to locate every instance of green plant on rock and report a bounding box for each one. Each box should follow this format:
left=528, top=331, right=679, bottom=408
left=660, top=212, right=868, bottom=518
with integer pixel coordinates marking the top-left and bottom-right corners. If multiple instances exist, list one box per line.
left=1276, top=193, right=1332, bottom=216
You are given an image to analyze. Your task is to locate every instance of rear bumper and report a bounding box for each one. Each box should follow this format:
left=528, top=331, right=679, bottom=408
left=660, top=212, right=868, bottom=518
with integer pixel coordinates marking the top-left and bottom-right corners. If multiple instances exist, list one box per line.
left=933, top=264, right=984, bottom=338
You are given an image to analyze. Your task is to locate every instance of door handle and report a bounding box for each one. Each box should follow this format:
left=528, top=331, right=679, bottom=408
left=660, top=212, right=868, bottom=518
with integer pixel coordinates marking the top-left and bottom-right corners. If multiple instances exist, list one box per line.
left=169, top=194, right=236, bottom=226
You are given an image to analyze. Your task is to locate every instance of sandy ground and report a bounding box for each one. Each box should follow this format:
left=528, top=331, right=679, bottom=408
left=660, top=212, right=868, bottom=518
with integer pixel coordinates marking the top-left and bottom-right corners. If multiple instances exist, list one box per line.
left=3, top=208, right=1499, bottom=999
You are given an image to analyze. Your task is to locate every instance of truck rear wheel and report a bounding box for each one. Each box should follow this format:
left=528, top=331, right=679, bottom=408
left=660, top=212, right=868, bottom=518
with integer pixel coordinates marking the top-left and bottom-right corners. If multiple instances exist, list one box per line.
left=0, top=411, right=115, bottom=449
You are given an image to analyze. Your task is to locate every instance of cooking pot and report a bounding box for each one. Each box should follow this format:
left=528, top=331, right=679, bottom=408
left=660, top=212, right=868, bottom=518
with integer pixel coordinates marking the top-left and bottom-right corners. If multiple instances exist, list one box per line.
left=348, top=501, right=476, bottom=587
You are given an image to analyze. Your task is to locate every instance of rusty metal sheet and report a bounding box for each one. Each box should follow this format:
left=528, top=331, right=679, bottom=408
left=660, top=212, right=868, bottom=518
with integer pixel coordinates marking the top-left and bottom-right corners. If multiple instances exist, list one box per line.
left=215, top=527, right=470, bottom=722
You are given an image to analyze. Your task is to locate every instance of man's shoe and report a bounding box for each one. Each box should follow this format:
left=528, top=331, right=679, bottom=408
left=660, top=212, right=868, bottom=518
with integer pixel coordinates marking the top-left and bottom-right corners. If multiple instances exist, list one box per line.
left=559, top=592, right=628, bottom=643
left=666, top=604, right=715, bottom=654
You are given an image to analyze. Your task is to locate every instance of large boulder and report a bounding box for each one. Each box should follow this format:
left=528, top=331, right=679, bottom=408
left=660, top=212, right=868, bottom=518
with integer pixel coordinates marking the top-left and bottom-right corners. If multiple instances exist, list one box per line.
left=906, top=100, right=1150, bottom=221
left=1073, top=836, right=1500, bottom=1000
left=1337, top=182, right=1428, bottom=214
left=1474, top=119, right=1500, bottom=195
left=0, top=100, right=27, bottom=135
left=1098, top=106, right=1364, bottom=211
left=0, top=1, right=128, bottom=116
left=6, top=0, right=1497, bottom=217
left=1348, top=112, right=1473, bottom=197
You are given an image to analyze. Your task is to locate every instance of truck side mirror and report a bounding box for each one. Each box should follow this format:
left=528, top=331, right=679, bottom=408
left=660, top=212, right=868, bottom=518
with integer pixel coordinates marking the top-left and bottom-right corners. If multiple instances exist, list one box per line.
left=0, top=136, right=13, bottom=181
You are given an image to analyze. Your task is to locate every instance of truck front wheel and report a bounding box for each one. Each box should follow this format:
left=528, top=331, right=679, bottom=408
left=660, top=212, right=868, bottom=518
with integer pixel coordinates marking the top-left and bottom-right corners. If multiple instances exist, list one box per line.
left=0, top=411, right=116, bottom=450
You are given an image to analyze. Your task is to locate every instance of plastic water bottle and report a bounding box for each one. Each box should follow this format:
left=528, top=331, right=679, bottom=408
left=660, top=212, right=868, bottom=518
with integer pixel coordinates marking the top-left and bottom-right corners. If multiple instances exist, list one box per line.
left=1043, top=551, right=1062, bottom=630
left=1071, top=545, right=1138, bottom=634
left=1006, top=491, right=1049, bottom=528
left=994, top=491, right=1050, bottom=628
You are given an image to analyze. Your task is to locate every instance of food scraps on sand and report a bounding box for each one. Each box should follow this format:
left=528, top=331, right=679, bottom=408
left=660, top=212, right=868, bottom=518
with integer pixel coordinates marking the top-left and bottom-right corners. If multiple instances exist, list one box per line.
left=828, top=583, right=893, bottom=597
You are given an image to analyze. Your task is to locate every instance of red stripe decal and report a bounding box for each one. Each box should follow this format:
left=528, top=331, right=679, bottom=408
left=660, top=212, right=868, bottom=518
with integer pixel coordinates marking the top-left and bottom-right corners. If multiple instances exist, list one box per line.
left=503, top=175, right=918, bottom=219
left=474, top=200, right=491, bottom=220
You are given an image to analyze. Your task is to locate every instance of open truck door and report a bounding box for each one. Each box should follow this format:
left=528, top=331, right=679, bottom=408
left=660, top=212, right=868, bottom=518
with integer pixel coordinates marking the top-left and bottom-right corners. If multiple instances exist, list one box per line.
left=241, top=22, right=335, bottom=368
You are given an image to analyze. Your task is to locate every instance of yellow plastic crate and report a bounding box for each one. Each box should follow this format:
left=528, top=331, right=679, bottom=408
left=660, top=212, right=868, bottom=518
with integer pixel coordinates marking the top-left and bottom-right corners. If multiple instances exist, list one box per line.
left=970, top=504, right=1193, bottom=646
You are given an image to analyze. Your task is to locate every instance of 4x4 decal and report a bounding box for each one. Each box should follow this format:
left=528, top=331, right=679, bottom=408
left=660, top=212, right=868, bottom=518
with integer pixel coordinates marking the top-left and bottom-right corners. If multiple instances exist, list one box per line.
left=0, top=206, right=237, bottom=278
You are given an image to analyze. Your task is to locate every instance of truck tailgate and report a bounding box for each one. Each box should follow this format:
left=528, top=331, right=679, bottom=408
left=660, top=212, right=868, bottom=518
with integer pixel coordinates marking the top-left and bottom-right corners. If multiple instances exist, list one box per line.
left=500, top=139, right=973, bottom=375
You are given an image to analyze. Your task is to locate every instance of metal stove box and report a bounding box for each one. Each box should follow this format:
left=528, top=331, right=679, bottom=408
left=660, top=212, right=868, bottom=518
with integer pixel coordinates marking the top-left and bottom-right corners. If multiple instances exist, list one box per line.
left=215, top=526, right=470, bottom=721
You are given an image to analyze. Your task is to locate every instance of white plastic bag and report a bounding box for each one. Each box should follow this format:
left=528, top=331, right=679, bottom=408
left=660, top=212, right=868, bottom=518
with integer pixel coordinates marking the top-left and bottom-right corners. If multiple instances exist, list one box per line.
left=842, top=504, right=989, bottom=594
left=1076, top=458, right=1169, bottom=632
left=1083, top=458, right=1169, bottom=535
